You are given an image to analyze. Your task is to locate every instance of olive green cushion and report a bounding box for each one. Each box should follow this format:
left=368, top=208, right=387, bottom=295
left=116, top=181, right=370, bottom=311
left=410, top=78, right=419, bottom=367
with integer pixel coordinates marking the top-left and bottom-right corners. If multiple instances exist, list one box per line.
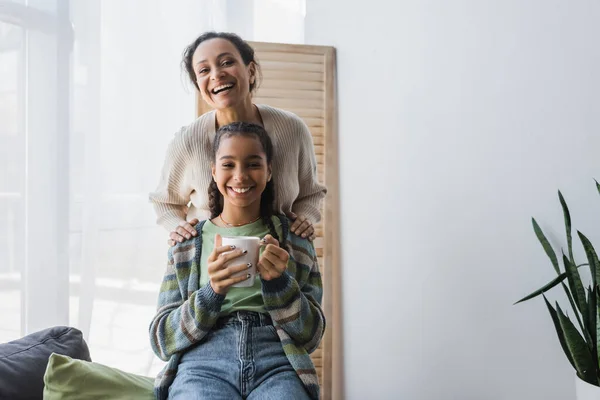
left=43, top=353, right=154, bottom=400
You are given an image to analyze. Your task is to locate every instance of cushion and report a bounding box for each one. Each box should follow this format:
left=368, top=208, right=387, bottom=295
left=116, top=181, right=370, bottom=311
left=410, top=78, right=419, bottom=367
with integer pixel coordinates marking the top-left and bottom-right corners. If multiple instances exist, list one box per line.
left=0, top=326, right=91, bottom=400
left=43, top=353, right=155, bottom=400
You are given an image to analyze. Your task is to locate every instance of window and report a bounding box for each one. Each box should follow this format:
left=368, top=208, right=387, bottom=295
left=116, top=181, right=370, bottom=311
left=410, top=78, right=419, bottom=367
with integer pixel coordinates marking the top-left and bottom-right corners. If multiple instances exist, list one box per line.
left=0, top=0, right=307, bottom=377
left=0, top=20, right=25, bottom=343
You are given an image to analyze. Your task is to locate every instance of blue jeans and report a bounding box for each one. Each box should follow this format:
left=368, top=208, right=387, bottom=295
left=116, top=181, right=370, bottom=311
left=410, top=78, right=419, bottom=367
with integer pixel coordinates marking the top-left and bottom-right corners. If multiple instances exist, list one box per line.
left=168, top=311, right=311, bottom=400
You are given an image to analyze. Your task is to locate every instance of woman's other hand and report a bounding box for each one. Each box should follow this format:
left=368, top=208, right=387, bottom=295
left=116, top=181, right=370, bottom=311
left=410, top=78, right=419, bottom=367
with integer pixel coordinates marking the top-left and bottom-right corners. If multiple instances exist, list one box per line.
left=286, top=212, right=315, bottom=241
left=167, top=218, right=199, bottom=246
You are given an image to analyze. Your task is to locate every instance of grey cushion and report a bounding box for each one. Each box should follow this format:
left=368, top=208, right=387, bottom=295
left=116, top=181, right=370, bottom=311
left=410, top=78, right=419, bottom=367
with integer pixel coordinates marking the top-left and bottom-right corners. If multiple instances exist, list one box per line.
left=0, top=326, right=91, bottom=400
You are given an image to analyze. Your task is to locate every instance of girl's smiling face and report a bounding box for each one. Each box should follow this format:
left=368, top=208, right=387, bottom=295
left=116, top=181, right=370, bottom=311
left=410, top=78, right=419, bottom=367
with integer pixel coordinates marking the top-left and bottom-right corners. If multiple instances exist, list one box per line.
left=212, top=135, right=271, bottom=212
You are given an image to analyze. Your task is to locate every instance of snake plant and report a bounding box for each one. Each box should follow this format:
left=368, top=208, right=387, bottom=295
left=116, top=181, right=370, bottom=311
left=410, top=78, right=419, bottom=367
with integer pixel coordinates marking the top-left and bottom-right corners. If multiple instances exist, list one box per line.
left=515, top=181, right=600, bottom=386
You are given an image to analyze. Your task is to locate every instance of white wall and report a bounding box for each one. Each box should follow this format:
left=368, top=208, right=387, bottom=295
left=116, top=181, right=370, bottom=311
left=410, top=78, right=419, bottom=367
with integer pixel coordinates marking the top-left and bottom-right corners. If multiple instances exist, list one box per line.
left=306, top=1, right=600, bottom=399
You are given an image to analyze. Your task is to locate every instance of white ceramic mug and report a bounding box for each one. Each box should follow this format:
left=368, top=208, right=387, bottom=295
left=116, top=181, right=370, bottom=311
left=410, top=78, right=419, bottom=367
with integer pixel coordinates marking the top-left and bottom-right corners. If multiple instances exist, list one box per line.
left=221, top=236, right=260, bottom=288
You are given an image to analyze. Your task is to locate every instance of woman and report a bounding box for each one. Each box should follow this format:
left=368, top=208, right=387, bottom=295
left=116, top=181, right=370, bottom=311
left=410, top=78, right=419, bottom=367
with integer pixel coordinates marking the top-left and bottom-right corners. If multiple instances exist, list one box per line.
left=149, top=122, right=324, bottom=399
left=149, top=32, right=326, bottom=245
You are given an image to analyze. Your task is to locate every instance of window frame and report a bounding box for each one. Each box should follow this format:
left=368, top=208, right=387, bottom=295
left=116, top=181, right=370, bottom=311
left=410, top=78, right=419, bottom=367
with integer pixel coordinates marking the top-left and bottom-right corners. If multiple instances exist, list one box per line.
left=0, top=0, right=73, bottom=335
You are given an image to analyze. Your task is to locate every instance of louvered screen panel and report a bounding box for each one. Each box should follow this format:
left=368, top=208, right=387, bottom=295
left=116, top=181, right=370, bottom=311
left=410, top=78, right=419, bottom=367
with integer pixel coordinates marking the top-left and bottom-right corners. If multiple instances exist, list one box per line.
left=197, top=41, right=338, bottom=400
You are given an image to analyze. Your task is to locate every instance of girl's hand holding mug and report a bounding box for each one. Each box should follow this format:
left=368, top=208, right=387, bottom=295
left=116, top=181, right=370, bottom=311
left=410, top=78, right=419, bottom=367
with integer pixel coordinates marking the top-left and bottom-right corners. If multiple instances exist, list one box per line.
left=257, top=234, right=290, bottom=281
left=207, top=234, right=252, bottom=295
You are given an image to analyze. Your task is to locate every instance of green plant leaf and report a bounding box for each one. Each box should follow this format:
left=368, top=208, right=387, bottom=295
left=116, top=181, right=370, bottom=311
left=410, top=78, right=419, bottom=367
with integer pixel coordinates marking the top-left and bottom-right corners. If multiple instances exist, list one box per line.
left=543, top=295, right=576, bottom=370
left=555, top=301, right=597, bottom=383
left=559, top=191, right=575, bottom=265
left=579, top=231, right=600, bottom=291
left=562, top=282, right=587, bottom=338
left=532, top=218, right=560, bottom=275
left=514, top=263, right=589, bottom=305
left=596, top=286, right=600, bottom=368
left=587, top=287, right=597, bottom=355
left=577, top=233, right=600, bottom=362
left=564, top=253, right=588, bottom=317
left=588, top=286, right=599, bottom=375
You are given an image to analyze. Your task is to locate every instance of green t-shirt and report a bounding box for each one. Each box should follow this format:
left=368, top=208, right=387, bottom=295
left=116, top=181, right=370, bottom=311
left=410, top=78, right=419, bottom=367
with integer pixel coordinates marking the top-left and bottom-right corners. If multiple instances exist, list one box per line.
left=200, top=216, right=282, bottom=316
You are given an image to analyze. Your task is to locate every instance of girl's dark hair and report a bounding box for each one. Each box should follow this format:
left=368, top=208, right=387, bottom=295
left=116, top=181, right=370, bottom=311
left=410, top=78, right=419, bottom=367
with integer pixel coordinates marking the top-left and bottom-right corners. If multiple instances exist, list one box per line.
left=209, top=122, right=282, bottom=244
left=183, top=31, right=262, bottom=93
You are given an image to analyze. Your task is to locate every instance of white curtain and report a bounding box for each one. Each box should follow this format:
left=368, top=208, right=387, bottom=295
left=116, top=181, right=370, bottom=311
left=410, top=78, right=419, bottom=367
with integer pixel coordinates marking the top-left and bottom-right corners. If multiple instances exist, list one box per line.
left=0, top=0, right=305, bottom=377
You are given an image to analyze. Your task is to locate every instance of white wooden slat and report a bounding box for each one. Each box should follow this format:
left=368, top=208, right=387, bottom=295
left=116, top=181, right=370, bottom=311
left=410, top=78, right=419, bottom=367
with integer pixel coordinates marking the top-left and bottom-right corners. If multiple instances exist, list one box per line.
left=282, top=108, right=325, bottom=119
left=249, top=41, right=333, bottom=56
left=257, top=51, right=324, bottom=64
left=263, top=70, right=324, bottom=83
left=312, top=136, right=324, bottom=145
left=259, top=79, right=324, bottom=91
left=261, top=60, right=325, bottom=73
left=305, top=117, right=325, bottom=127
left=253, top=97, right=324, bottom=112
left=307, top=126, right=324, bottom=136
left=256, top=88, right=324, bottom=100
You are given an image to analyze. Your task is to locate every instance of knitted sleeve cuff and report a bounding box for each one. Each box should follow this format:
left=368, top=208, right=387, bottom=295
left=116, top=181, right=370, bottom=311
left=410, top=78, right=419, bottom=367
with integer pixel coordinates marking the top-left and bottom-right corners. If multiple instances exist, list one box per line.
left=155, top=210, right=187, bottom=232
left=261, top=270, right=294, bottom=293
left=291, top=204, right=321, bottom=225
left=198, top=283, right=226, bottom=312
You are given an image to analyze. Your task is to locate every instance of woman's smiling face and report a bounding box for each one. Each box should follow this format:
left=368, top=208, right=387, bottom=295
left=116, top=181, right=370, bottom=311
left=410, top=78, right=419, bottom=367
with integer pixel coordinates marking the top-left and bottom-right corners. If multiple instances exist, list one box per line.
left=212, top=135, right=271, bottom=211
left=192, top=38, right=255, bottom=110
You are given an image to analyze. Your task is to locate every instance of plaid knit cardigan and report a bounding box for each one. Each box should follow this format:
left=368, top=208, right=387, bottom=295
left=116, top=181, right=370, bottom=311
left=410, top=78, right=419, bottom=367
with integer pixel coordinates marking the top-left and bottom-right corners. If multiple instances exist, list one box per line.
left=149, top=216, right=325, bottom=399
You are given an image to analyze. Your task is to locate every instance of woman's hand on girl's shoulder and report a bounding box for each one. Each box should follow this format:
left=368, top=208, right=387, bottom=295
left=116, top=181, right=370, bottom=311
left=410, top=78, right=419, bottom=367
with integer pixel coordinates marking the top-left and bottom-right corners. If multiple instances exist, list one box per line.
left=286, top=212, right=316, bottom=241
left=257, top=235, right=290, bottom=281
left=167, top=218, right=199, bottom=247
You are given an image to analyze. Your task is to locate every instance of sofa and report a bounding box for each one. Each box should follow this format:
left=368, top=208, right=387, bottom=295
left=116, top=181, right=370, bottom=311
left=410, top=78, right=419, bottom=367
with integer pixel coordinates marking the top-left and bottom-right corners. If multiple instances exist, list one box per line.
left=0, top=326, right=154, bottom=400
